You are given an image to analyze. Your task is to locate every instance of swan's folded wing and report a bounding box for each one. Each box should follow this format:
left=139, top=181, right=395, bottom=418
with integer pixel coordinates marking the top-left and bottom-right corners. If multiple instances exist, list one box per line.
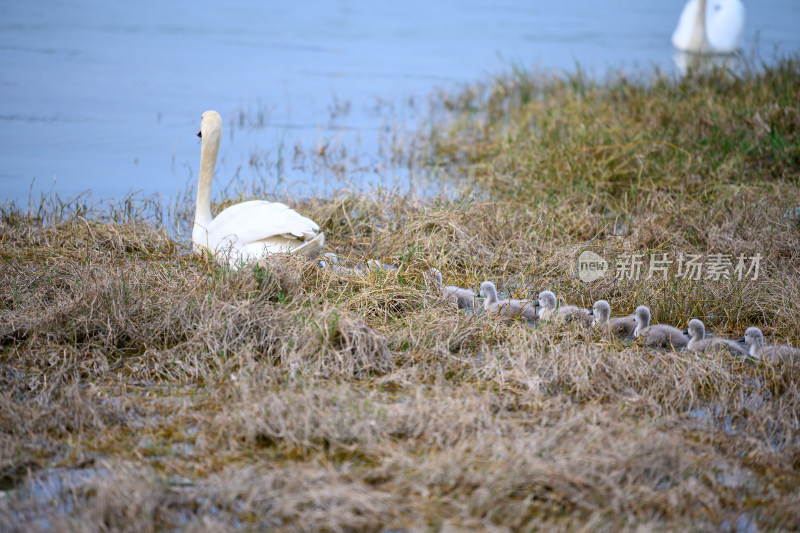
left=705, top=0, right=745, bottom=52
left=206, top=201, right=320, bottom=248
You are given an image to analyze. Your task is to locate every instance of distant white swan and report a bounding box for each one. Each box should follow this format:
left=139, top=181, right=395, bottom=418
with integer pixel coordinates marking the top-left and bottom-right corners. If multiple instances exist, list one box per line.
left=672, top=0, right=745, bottom=54
left=193, top=110, right=324, bottom=266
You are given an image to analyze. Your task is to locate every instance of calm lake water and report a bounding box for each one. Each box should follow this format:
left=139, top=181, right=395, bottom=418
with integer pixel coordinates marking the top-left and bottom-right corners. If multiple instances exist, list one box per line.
left=1, top=0, right=799, bottom=205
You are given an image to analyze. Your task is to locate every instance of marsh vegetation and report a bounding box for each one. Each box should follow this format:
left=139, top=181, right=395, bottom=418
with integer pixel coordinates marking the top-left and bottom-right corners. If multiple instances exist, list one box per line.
left=2, top=58, right=800, bottom=531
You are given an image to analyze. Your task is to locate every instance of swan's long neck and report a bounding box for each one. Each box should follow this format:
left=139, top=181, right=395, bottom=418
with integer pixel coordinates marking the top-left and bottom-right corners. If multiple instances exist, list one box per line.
left=635, top=311, right=649, bottom=335
left=195, top=124, right=221, bottom=230
left=750, top=337, right=763, bottom=357
left=687, top=326, right=700, bottom=349
left=689, top=0, right=710, bottom=52
left=487, top=290, right=497, bottom=306
left=483, top=285, right=497, bottom=306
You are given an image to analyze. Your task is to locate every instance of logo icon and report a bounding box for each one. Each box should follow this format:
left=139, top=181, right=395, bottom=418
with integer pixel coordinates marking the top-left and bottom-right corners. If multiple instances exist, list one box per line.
left=577, top=250, right=610, bottom=283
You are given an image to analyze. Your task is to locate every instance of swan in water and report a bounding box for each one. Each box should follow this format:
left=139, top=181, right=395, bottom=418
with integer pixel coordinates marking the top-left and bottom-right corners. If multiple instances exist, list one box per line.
left=672, top=0, right=745, bottom=54
left=193, top=110, right=324, bottom=266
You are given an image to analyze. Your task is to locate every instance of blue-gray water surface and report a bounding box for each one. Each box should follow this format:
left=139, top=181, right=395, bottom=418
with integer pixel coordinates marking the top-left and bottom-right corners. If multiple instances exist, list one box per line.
left=1, top=0, right=799, bottom=204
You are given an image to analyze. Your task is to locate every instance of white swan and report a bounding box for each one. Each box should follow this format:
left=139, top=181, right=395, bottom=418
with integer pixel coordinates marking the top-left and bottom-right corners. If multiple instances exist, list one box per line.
left=672, top=0, right=745, bottom=54
left=193, top=110, right=324, bottom=266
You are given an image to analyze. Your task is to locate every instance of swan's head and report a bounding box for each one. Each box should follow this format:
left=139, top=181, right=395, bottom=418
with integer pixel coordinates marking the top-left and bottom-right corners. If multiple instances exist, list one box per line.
left=686, top=318, right=705, bottom=340
left=197, top=110, right=223, bottom=142
left=430, top=268, right=443, bottom=286
left=592, top=299, right=611, bottom=323
left=634, top=305, right=651, bottom=327
left=743, top=327, right=764, bottom=348
left=537, top=291, right=557, bottom=311
left=479, top=281, right=497, bottom=300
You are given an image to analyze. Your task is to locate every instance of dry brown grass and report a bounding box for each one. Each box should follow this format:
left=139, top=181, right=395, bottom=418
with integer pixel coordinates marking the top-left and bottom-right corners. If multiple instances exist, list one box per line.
left=2, top=59, right=800, bottom=531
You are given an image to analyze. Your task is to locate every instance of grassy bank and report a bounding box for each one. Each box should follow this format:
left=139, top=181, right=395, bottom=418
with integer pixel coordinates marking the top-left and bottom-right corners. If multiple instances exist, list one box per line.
left=2, top=58, right=800, bottom=531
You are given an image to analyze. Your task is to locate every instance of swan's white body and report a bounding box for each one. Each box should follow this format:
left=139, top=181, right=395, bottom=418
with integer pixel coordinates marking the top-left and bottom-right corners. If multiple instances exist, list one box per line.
left=672, top=0, right=745, bottom=54
left=192, top=110, right=324, bottom=266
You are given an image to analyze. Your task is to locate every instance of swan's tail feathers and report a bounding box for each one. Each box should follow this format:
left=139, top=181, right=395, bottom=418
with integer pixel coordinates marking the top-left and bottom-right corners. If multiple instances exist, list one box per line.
left=293, top=232, right=325, bottom=258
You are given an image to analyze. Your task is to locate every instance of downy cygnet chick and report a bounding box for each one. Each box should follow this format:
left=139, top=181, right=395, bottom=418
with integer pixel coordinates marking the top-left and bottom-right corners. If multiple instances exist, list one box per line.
left=685, top=318, right=748, bottom=357
left=536, top=291, right=592, bottom=327
left=480, top=281, right=537, bottom=325
left=741, top=327, right=800, bottom=364
left=431, top=268, right=476, bottom=310
left=535, top=291, right=558, bottom=321
left=633, top=305, right=689, bottom=349
left=366, top=259, right=397, bottom=272
left=318, top=257, right=368, bottom=277
left=590, top=300, right=637, bottom=339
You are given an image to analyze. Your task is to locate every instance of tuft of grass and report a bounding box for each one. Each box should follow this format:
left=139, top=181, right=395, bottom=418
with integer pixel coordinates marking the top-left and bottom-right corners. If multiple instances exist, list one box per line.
left=2, top=58, right=800, bottom=531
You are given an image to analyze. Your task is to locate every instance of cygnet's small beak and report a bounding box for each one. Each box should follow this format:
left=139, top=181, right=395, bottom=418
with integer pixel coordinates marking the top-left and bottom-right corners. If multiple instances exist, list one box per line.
left=683, top=329, right=690, bottom=336
left=588, top=309, right=594, bottom=315
left=197, top=130, right=202, bottom=138
left=533, top=299, right=540, bottom=307
left=737, top=337, right=746, bottom=343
